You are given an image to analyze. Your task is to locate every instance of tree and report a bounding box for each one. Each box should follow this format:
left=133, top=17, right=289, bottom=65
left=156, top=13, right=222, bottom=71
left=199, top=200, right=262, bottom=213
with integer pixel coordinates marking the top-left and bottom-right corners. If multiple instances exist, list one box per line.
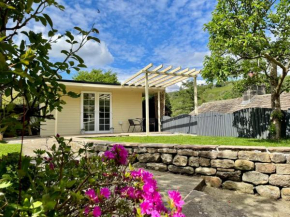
left=0, top=0, right=100, bottom=137
left=203, top=0, right=290, bottom=139
left=73, top=69, right=119, bottom=84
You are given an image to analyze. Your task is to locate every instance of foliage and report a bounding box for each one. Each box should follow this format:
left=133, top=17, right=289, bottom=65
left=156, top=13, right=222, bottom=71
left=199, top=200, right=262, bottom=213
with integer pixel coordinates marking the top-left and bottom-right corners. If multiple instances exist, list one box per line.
left=0, top=136, right=185, bottom=216
left=0, top=0, right=100, bottom=135
left=0, top=144, right=21, bottom=158
left=203, top=0, right=290, bottom=139
left=93, top=135, right=290, bottom=147
left=73, top=69, right=119, bottom=84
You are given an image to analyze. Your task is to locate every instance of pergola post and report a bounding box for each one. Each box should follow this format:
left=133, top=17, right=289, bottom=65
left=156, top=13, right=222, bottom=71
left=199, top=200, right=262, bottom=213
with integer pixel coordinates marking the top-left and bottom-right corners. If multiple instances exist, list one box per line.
left=145, top=71, right=149, bottom=135
left=194, top=75, right=198, bottom=115
left=158, top=91, right=161, bottom=132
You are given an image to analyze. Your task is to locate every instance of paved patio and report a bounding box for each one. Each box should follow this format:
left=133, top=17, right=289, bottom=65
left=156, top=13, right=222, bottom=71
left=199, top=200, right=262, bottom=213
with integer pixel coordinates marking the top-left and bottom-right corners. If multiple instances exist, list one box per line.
left=152, top=170, right=290, bottom=217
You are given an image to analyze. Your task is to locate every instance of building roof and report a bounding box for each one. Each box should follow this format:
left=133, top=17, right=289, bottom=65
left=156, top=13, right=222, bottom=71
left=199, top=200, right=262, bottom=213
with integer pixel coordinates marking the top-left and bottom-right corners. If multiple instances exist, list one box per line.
left=190, top=93, right=290, bottom=115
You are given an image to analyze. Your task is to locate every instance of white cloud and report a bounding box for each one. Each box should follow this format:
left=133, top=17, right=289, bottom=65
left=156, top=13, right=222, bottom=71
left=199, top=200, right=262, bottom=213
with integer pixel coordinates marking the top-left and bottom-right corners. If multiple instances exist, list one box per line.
left=50, top=35, right=114, bottom=67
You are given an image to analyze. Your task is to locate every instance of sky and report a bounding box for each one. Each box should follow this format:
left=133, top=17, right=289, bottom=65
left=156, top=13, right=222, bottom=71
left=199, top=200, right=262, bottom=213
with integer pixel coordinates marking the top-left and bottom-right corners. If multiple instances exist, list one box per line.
left=28, top=0, right=218, bottom=91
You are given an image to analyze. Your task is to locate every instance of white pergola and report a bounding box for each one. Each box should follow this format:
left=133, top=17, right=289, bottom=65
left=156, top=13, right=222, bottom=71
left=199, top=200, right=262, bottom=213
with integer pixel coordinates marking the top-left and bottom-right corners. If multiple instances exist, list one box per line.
left=122, top=63, right=200, bottom=135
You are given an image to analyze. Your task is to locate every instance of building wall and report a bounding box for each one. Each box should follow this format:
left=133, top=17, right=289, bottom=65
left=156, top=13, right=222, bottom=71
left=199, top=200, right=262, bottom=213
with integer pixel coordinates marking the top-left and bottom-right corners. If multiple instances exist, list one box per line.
left=40, top=86, right=143, bottom=136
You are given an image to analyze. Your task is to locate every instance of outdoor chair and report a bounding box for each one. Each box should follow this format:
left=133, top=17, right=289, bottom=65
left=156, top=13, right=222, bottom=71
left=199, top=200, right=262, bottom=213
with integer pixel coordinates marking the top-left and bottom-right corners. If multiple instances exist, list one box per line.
left=128, top=119, right=143, bottom=132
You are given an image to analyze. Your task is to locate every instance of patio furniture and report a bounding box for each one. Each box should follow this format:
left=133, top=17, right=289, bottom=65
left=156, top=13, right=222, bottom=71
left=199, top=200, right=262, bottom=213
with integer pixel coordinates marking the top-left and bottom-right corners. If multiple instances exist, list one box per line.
left=128, top=119, right=143, bottom=132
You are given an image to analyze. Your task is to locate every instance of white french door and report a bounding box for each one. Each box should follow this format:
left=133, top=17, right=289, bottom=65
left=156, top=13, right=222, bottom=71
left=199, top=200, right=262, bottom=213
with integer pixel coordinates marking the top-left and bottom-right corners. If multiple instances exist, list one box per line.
left=81, top=92, right=112, bottom=133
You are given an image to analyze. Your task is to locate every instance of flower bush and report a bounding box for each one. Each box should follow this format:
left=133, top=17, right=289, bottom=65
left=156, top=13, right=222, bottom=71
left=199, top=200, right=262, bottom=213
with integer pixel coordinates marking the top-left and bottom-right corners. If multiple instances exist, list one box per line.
left=0, top=136, right=185, bottom=216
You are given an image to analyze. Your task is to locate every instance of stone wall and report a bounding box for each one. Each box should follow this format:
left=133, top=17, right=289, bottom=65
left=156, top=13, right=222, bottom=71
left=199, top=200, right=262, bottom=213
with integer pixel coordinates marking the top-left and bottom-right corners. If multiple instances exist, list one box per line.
left=93, top=142, right=290, bottom=200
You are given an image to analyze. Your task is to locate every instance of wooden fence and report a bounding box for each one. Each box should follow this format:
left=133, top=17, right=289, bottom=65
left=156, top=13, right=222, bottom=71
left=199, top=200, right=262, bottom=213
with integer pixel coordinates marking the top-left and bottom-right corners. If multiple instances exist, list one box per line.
left=161, top=108, right=290, bottom=139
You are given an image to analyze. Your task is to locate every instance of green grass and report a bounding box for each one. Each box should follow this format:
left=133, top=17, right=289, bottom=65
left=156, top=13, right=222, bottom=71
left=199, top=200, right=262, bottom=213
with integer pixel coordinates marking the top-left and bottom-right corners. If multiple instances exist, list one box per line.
left=91, top=135, right=290, bottom=147
left=0, top=143, right=21, bottom=158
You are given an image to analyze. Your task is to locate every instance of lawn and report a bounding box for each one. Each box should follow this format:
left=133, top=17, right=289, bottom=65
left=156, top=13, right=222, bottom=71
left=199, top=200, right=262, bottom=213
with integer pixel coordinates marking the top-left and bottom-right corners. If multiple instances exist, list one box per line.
left=0, top=143, right=21, bottom=158
left=91, top=135, right=290, bottom=147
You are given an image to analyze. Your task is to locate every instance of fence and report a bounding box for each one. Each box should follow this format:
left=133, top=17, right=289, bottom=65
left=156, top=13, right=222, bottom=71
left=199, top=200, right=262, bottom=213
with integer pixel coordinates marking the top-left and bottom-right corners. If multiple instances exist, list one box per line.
left=161, top=108, right=290, bottom=139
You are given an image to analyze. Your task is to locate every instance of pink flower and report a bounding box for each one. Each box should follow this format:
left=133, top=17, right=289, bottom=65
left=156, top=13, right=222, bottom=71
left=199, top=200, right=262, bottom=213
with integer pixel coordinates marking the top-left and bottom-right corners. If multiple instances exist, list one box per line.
left=111, top=144, right=128, bottom=165
left=49, top=162, right=55, bottom=170
left=84, top=206, right=90, bottom=215
left=150, top=210, right=161, bottom=217
left=140, top=200, right=153, bottom=214
left=104, top=151, right=115, bottom=159
left=93, top=206, right=102, bottom=217
left=168, top=191, right=184, bottom=210
left=100, top=187, right=111, bottom=199
left=85, top=189, right=99, bottom=203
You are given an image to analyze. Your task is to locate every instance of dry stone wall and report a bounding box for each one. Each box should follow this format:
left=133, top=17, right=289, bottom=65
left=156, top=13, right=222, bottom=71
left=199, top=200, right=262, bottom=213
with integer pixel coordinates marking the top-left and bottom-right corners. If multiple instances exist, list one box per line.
left=93, top=142, right=290, bottom=200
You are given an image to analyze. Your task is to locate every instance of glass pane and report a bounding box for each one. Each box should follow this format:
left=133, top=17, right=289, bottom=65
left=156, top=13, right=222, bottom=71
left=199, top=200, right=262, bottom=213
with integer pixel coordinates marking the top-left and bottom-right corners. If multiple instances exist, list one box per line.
left=105, top=119, right=110, bottom=124
left=105, top=113, right=110, bottom=118
left=105, top=107, right=110, bottom=112
left=100, top=119, right=104, bottom=124
left=105, top=125, right=110, bottom=131
left=83, top=93, right=95, bottom=131
left=100, top=125, right=104, bottom=131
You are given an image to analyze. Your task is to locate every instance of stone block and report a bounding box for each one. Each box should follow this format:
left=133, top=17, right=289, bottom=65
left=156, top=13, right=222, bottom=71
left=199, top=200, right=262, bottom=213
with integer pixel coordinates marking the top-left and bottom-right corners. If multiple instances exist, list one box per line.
left=204, top=176, right=222, bottom=188
left=217, top=150, right=238, bottom=159
left=238, top=151, right=271, bottom=162
left=173, top=155, right=188, bottom=166
left=195, top=167, right=216, bottom=176
left=132, top=162, right=147, bottom=168
left=222, top=181, right=254, bottom=194
left=270, top=153, right=286, bottom=163
left=161, top=154, right=173, bottom=164
left=276, top=164, right=290, bottom=175
left=94, top=145, right=108, bottom=152
left=234, top=160, right=254, bottom=170
left=255, top=163, right=276, bottom=174
left=146, top=163, right=167, bottom=172
left=281, top=188, right=290, bottom=201
left=216, top=171, right=241, bottom=181
left=256, top=185, right=280, bottom=200
left=269, top=175, right=290, bottom=187
left=188, top=157, right=199, bottom=167
left=147, top=148, right=157, bottom=154
left=199, top=157, right=211, bottom=167
left=157, top=148, right=177, bottom=154
left=168, top=165, right=194, bottom=175
left=177, top=149, right=199, bottom=156
left=217, top=168, right=235, bottom=172
left=134, top=147, right=147, bottom=153
left=211, top=159, right=234, bottom=168
left=137, top=153, right=160, bottom=163
left=242, top=171, right=268, bottom=185
left=286, top=155, right=290, bottom=164
left=199, top=151, right=218, bottom=159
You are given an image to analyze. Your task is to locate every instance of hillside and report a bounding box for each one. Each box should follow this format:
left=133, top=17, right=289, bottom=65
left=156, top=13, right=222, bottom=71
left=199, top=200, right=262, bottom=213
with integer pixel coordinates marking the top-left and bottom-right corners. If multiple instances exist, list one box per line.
left=168, top=82, right=241, bottom=117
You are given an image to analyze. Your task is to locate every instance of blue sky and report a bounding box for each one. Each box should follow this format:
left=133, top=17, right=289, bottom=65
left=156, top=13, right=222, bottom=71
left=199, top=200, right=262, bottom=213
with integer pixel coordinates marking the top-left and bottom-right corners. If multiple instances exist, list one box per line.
left=42, top=0, right=217, bottom=91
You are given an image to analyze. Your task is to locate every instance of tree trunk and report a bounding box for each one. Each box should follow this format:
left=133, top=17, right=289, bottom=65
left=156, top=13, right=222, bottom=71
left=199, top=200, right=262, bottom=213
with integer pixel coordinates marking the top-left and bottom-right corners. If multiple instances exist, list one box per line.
left=269, top=62, right=282, bottom=139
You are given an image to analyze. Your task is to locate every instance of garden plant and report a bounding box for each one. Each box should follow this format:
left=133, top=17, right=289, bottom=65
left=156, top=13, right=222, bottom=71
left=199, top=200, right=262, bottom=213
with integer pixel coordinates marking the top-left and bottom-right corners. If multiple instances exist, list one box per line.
left=0, top=135, right=185, bottom=216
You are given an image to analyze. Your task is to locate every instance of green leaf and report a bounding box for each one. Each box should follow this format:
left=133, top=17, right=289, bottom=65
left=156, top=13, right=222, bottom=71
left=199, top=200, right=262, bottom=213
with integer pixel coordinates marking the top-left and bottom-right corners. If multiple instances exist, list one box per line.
left=26, top=0, right=33, bottom=12
left=0, top=181, right=12, bottom=189
left=0, top=36, right=7, bottom=42
left=43, top=14, right=53, bottom=28
left=30, top=201, right=42, bottom=209
left=0, top=2, right=15, bottom=9
left=87, top=36, right=100, bottom=43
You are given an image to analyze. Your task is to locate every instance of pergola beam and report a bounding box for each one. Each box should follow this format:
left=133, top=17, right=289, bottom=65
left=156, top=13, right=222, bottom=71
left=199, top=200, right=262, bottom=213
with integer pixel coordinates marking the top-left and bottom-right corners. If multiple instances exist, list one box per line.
left=121, top=63, right=153, bottom=85
left=148, top=67, right=183, bottom=87
left=134, top=65, right=173, bottom=86
left=129, top=64, right=163, bottom=86
left=154, top=68, right=194, bottom=87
